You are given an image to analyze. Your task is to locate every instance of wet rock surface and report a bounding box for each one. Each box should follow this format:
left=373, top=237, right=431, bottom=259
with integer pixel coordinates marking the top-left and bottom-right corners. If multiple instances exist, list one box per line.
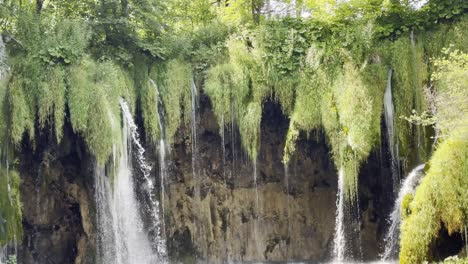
left=16, top=97, right=392, bottom=263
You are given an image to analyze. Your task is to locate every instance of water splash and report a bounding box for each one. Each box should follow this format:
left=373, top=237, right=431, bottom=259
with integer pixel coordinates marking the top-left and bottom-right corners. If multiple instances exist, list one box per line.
left=95, top=100, right=166, bottom=264
left=332, top=167, right=346, bottom=262
left=383, top=69, right=401, bottom=194
left=382, top=164, right=426, bottom=260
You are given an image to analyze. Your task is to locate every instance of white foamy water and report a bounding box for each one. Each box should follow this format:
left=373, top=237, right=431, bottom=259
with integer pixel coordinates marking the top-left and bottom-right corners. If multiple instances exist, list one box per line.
left=383, top=69, right=401, bottom=194
left=332, top=168, right=346, bottom=262
left=382, top=164, right=425, bottom=260
left=95, top=100, right=167, bottom=264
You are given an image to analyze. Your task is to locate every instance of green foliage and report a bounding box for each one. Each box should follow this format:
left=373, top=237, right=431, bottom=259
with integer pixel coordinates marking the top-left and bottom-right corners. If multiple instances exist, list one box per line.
left=321, top=62, right=378, bottom=201
left=238, top=102, right=263, bottom=160
left=400, top=48, right=468, bottom=263
left=400, top=138, right=468, bottom=263
left=431, top=49, right=468, bottom=140
left=0, top=168, right=23, bottom=246
left=68, top=58, right=133, bottom=164
left=283, top=70, right=327, bottom=164
left=258, top=18, right=314, bottom=113
left=154, top=59, right=193, bottom=145
left=204, top=36, right=266, bottom=159
left=387, top=32, right=430, bottom=164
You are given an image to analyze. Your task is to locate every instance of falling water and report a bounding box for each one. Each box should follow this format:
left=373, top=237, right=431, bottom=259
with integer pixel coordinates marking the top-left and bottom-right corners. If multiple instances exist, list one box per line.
left=383, top=69, right=401, bottom=194
left=332, top=167, right=346, bottom=262
left=0, top=247, right=5, bottom=264
left=0, top=39, right=16, bottom=264
left=149, top=79, right=169, bottom=225
left=0, top=37, right=9, bottom=80
left=382, top=164, right=426, bottom=260
left=253, top=159, right=263, bottom=257
left=95, top=100, right=166, bottom=264
left=221, top=112, right=227, bottom=185
left=284, top=165, right=291, bottom=261
left=190, top=78, right=200, bottom=199
left=120, top=100, right=167, bottom=258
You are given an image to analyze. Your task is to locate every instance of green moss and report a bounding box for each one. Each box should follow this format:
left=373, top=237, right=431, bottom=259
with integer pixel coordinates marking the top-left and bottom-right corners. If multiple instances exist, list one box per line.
left=400, top=138, right=468, bottom=264
left=0, top=168, right=23, bottom=245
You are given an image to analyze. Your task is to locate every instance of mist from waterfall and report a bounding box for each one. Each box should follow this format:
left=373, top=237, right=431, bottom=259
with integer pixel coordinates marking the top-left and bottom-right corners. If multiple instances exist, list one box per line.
left=94, top=100, right=167, bottom=264
left=382, top=164, right=426, bottom=260
left=383, top=69, right=401, bottom=194
left=332, top=168, right=346, bottom=262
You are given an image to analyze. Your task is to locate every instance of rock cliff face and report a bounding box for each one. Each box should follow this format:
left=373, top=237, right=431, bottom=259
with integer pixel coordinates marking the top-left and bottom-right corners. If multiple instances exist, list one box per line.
left=17, top=125, right=95, bottom=264
left=164, top=97, right=392, bottom=263
left=16, top=96, right=393, bottom=263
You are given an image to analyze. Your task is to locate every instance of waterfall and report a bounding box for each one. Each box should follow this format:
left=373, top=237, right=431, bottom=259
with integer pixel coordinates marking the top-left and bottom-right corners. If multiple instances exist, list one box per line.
left=190, top=78, right=200, bottom=202
left=284, top=165, right=291, bottom=261
left=95, top=100, right=166, bottom=264
left=149, top=79, right=169, bottom=227
left=383, top=69, right=401, bottom=194
left=253, top=159, right=262, bottom=258
left=0, top=40, right=15, bottom=264
left=382, top=164, right=426, bottom=260
left=0, top=37, right=9, bottom=80
left=332, top=167, right=346, bottom=262
left=0, top=246, right=5, bottom=264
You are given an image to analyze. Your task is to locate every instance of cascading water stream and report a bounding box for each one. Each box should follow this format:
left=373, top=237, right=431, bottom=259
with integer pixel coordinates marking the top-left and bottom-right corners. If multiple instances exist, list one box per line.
left=120, top=100, right=167, bottom=258
left=0, top=37, right=9, bottom=80
left=149, top=79, right=168, bottom=227
left=252, top=159, right=263, bottom=258
left=95, top=100, right=166, bottom=264
left=382, top=164, right=426, bottom=260
left=0, top=37, right=17, bottom=264
left=332, top=167, right=346, bottom=262
left=384, top=69, right=401, bottom=194
left=284, top=165, right=291, bottom=261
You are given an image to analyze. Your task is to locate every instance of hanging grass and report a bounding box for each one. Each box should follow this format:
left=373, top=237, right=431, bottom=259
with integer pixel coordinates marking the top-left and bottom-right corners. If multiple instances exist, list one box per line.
left=68, top=58, right=132, bottom=165
left=158, top=59, right=193, bottom=146
left=321, top=61, right=378, bottom=202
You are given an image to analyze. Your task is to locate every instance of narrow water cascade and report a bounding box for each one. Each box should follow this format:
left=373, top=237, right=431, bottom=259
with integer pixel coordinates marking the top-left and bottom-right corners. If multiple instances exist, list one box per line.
left=252, top=159, right=262, bottom=258
left=383, top=69, right=401, bottom=194
left=0, top=39, right=16, bottom=264
left=0, top=37, right=9, bottom=80
left=382, top=164, right=426, bottom=260
left=332, top=167, right=347, bottom=262
left=190, top=77, right=200, bottom=204
left=95, top=100, right=166, bottom=264
left=149, top=79, right=168, bottom=226
left=0, top=246, right=6, bottom=264
left=120, top=100, right=168, bottom=258
left=284, top=165, right=291, bottom=261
